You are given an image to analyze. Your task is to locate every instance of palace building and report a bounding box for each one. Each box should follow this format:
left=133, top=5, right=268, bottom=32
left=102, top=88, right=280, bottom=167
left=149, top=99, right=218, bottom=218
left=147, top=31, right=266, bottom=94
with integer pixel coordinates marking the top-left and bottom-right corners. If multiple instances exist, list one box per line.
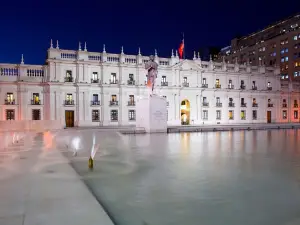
left=0, top=40, right=299, bottom=128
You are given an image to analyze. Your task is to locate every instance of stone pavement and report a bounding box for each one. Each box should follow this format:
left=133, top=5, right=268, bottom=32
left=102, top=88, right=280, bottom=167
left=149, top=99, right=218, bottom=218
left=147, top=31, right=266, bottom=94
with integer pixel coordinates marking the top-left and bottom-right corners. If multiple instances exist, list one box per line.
left=0, top=132, right=114, bottom=225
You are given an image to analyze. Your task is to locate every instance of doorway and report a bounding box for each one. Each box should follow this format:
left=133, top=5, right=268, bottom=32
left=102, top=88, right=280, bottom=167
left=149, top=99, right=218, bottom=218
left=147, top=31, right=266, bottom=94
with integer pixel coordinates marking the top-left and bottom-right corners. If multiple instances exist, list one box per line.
left=267, top=111, right=271, bottom=123
left=180, top=99, right=190, bottom=125
left=65, top=110, right=74, bottom=127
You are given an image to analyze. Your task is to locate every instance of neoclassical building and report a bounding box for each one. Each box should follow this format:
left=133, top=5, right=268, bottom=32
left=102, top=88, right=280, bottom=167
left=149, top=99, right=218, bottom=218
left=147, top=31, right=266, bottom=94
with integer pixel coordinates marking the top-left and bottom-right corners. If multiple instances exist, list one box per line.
left=0, top=40, right=299, bottom=128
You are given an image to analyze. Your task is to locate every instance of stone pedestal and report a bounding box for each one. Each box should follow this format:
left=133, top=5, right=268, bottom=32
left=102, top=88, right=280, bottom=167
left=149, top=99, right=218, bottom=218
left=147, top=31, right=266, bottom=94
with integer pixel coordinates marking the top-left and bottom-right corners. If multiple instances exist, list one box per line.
left=136, top=95, right=167, bottom=133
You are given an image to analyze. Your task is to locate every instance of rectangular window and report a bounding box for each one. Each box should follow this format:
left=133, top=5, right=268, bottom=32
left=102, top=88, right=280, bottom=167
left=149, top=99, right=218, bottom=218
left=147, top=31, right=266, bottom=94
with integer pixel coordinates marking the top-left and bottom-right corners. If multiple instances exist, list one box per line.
left=93, top=94, right=98, bottom=101
left=111, top=95, right=117, bottom=102
left=294, top=111, right=298, bottom=119
left=183, top=77, right=187, bottom=83
left=6, top=92, right=14, bottom=104
left=111, top=73, right=117, bottom=83
left=202, top=78, right=206, bottom=84
left=229, top=110, right=234, bottom=120
left=241, top=110, right=246, bottom=120
left=33, top=93, right=39, bottom=103
left=66, top=94, right=73, bottom=100
left=110, top=110, right=118, bottom=121
left=66, top=70, right=72, bottom=77
left=92, top=110, right=99, bottom=121
left=92, top=72, right=98, bottom=80
left=128, top=110, right=136, bottom=121
left=216, top=97, right=220, bottom=103
left=162, top=76, right=167, bottom=82
left=32, top=109, right=41, bottom=120
left=216, top=110, right=221, bottom=120
left=129, top=74, right=134, bottom=81
left=203, top=110, right=208, bottom=120
left=283, top=110, right=287, bottom=119
left=252, top=110, right=257, bottom=120
left=6, top=109, right=15, bottom=120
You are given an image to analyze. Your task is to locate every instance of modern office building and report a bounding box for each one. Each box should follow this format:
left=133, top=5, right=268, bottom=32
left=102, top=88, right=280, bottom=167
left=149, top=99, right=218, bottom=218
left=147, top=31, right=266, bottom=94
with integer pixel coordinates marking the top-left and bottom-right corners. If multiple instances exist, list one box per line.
left=219, top=13, right=300, bottom=81
left=0, top=40, right=299, bottom=128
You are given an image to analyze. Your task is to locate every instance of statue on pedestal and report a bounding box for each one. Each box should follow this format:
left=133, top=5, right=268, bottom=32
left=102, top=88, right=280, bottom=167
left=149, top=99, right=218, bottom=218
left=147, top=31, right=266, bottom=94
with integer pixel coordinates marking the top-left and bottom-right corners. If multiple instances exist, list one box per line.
left=145, top=55, right=158, bottom=96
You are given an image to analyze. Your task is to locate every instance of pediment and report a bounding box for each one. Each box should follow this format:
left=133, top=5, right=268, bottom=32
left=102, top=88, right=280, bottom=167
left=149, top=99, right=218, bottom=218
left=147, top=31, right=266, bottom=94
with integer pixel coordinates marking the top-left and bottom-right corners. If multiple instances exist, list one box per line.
left=172, top=60, right=201, bottom=71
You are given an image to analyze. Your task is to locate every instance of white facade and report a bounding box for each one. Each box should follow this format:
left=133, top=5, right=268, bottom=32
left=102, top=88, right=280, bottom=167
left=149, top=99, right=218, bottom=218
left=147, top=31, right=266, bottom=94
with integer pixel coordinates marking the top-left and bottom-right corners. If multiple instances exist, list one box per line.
left=0, top=41, right=299, bottom=128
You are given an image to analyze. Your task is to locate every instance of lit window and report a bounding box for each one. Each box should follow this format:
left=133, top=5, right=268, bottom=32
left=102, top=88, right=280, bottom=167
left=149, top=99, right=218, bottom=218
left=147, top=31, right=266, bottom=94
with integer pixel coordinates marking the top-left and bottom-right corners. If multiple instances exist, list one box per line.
left=281, top=58, right=285, bottom=62
left=294, top=72, right=298, bottom=77
left=285, top=75, right=289, bottom=79
left=285, top=48, right=288, bottom=53
left=294, top=35, right=298, bottom=41
left=285, top=56, right=288, bottom=62
left=283, top=110, right=287, bottom=119
left=281, top=49, right=285, bottom=54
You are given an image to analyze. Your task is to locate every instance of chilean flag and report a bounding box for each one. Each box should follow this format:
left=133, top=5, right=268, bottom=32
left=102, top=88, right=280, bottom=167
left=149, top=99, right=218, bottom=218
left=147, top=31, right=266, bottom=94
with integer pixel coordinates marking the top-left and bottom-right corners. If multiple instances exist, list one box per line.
left=178, top=39, right=184, bottom=59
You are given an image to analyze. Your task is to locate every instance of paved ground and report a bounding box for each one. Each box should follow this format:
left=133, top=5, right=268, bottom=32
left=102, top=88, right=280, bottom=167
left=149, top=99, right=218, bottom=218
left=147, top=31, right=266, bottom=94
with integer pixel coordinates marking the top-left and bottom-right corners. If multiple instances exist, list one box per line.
left=0, top=132, right=114, bottom=225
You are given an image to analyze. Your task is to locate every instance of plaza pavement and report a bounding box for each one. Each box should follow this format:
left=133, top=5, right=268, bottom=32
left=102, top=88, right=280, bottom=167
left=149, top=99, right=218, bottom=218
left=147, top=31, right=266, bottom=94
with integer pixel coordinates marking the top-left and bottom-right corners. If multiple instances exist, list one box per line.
left=0, top=132, right=114, bottom=225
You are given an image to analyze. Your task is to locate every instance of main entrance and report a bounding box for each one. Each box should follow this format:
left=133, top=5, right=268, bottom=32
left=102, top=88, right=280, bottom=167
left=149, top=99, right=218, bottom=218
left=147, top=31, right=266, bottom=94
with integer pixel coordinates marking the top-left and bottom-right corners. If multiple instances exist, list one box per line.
left=180, top=99, right=190, bottom=125
left=267, top=111, right=271, bottom=123
left=65, top=110, right=74, bottom=127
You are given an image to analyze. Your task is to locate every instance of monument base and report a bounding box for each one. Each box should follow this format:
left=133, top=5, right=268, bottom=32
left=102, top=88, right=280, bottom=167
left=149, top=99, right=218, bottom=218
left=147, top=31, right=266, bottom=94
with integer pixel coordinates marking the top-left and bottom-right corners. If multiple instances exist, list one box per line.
left=136, top=95, right=168, bottom=133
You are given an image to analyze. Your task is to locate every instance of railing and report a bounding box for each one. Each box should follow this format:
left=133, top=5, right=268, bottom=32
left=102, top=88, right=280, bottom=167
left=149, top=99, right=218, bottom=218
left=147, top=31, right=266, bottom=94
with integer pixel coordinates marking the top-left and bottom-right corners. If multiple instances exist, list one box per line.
left=252, top=103, right=258, bottom=107
left=216, top=103, right=222, bottom=107
left=228, top=85, right=234, bottom=89
left=215, top=84, right=221, bottom=88
left=109, top=79, right=118, bottom=84
left=202, top=84, right=208, bottom=88
left=267, top=87, right=272, bottom=90
left=182, top=82, right=189, bottom=87
left=161, top=82, right=168, bottom=86
left=109, top=101, right=119, bottom=106
left=241, top=117, right=246, bottom=120
left=128, top=101, right=135, bottom=106
left=283, top=103, right=287, bottom=108
left=64, top=100, right=74, bottom=105
left=202, top=102, right=209, bottom=107
left=240, top=85, right=246, bottom=90
left=252, top=86, right=257, bottom=90
left=5, top=100, right=15, bottom=105
left=253, top=117, right=257, bottom=120
left=129, top=117, right=136, bottom=121
left=127, top=80, right=135, bottom=85
left=92, top=117, right=100, bottom=122
left=31, top=100, right=41, bottom=105
left=229, top=117, right=234, bottom=120
left=91, top=101, right=100, bottom=106
left=228, top=102, right=235, bottom=107
left=268, top=103, right=274, bottom=107
left=27, top=69, right=44, bottom=77
left=91, top=78, right=99, bottom=83
left=241, top=103, right=247, bottom=107
left=294, top=104, right=298, bottom=108
left=216, top=117, right=221, bottom=120
left=0, top=67, right=19, bottom=76
left=64, top=77, right=73, bottom=82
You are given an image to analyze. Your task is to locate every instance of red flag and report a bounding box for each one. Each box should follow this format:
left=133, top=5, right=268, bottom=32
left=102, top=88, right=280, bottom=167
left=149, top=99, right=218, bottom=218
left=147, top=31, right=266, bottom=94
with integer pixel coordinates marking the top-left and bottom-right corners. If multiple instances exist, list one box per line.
left=178, top=40, right=184, bottom=59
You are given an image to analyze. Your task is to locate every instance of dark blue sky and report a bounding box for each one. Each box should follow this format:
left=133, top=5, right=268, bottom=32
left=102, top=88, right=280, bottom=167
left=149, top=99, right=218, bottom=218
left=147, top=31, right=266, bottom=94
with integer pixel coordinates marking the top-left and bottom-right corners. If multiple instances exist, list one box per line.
left=0, top=0, right=299, bottom=65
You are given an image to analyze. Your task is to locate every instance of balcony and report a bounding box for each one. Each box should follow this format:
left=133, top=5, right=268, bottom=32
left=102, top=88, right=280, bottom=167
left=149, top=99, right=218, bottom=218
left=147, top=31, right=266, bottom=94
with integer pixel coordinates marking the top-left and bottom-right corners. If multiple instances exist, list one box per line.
left=109, top=79, right=118, bottom=84
left=216, top=102, right=222, bottom=107
left=202, top=102, right=209, bottom=107
left=92, top=117, right=100, bottom=122
left=201, top=84, right=208, bottom=88
left=215, top=84, right=221, bottom=88
left=64, top=77, right=73, bottom=82
left=91, top=78, right=99, bottom=83
left=129, top=117, right=136, bottom=121
left=282, top=103, right=287, bottom=108
left=5, top=100, right=15, bottom=105
left=252, top=103, right=258, bottom=107
left=127, top=80, right=135, bottom=85
left=253, top=117, right=257, bottom=120
left=228, top=85, right=234, bottom=89
left=229, top=117, right=234, bottom=120
left=91, top=101, right=100, bottom=106
left=268, top=103, right=274, bottom=107
left=228, top=102, right=235, bottom=107
left=109, top=101, right=119, bottom=106
left=241, top=103, right=247, bottom=107
left=241, top=117, right=246, bottom=120
left=252, top=86, right=257, bottom=90
left=267, top=87, right=272, bottom=91
left=31, top=100, right=41, bottom=105
left=182, top=82, right=189, bottom=87
left=161, top=82, right=168, bottom=86
left=294, top=104, right=298, bottom=108
left=64, top=100, right=74, bottom=106
left=128, top=101, right=135, bottom=106
left=240, top=85, right=246, bottom=90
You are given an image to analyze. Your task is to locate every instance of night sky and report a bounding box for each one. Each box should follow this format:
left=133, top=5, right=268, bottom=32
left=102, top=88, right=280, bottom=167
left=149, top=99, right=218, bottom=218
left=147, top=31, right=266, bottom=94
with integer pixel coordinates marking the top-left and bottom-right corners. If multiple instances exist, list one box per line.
left=0, top=0, right=299, bottom=65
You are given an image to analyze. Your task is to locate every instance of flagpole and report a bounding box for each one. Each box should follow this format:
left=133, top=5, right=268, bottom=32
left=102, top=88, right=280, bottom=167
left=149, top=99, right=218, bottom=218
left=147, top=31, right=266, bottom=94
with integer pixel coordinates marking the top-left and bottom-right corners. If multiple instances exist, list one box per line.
left=183, top=32, right=185, bottom=59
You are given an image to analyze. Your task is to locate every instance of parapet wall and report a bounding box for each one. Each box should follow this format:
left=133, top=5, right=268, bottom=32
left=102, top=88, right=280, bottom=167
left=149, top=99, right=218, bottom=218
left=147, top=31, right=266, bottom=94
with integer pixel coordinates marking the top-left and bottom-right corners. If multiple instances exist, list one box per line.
left=0, top=120, right=63, bottom=132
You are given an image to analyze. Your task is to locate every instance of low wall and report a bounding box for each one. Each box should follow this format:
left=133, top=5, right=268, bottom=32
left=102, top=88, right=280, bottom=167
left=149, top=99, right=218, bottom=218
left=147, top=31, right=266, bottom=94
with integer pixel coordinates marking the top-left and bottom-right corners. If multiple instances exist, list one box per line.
left=0, top=120, right=63, bottom=132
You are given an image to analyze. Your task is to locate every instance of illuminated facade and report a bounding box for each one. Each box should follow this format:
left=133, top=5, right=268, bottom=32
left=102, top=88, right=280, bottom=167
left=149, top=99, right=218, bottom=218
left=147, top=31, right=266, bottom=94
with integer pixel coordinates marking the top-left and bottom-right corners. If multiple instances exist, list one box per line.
left=0, top=41, right=299, bottom=128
